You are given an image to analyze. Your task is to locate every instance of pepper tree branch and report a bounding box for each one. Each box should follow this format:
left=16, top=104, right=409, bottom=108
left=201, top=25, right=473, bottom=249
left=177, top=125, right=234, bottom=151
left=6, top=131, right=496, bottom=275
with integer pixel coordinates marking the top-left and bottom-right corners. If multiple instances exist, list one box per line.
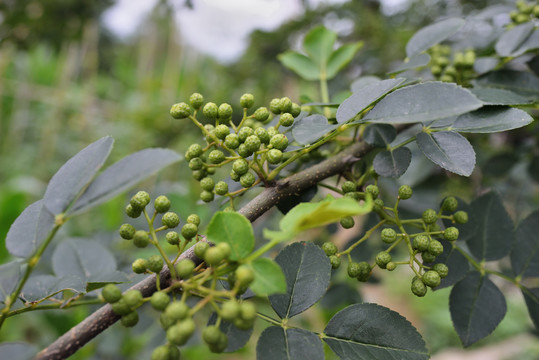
left=36, top=140, right=373, bottom=360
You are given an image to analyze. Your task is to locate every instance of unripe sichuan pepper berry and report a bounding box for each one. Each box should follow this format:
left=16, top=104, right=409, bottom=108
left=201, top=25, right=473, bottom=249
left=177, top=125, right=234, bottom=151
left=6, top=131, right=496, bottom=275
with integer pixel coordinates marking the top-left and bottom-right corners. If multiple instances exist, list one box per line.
left=224, top=133, right=240, bottom=149
left=187, top=214, right=200, bottom=226
left=235, top=265, right=255, bottom=287
left=133, top=230, right=150, bottom=248
left=208, top=150, right=225, bottom=164
left=200, top=190, right=215, bottom=203
left=132, top=258, right=147, bottom=274
left=205, top=247, right=226, bottom=266
left=398, top=185, right=413, bottom=200
left=411, top=278, right=427, bottom=297
left=421, top=252, right=437, bottom=263
left=200, top=177, right=215, bottom=191
left=232, top=159, right=249, bottom=175
left=373, top=199, right=384, bottom=212
left=202, top=325, right=223, bottom=346
left=441, top=196, right=458, bottom=212
left=121, top=311, right=139, bottom=327
left=214, top=181, right=229, bottom=196
left=423, top=270, right=441, bottom=288
left=153, top=196, right=171, bottom=214
left=147, top=255, right=164, bottom=273
left=125, top=204, right=142, bottom=218
left=130, top=191, right=150, bottom=210
left=161, top=212, right=180, bottom=228
left=254, top=107, right=270, bottom=122
left=347, top=262, right=362, bottom=278
left=444, top=227, right=459, bottom=241
left=237, top=144, right=252, bottom=158
left=413, top=235, right=429, bottom=251
left=381, top=228, right=398, bottom=243
left=270, top=134, right=288, bottom=151
left=239, top=172, right=256, bottom=188
left=340, top=216, right=355, bottom=229
left=111, top=298, right=131, bottom=315
left=218, top=103, right=233, bottom=119
left=119, top=224, right=136, bottom=240
left=291, top=103, right=301, bottom=117
left=280, top=113, right=294, bottom=127
left=189, top=92, right=204, bottom=109
left=189, top=157, right=203, bottom=170
left=267, top=149, right=283, bottom=164
left=165, top=301, right=190, bottom=321
left=188, top=143, right=203, bottom=158
left=422, top=209, right=438, bottom=224
left=269, top=98, right=281, bottom=114
left=329, top=255, right=341, bottom=269
left=181, top=223, right=198, bottom=240
left=375, top=252, right=392, bottom=269
left=102, top=284, right=122, bottom=303
left=166, top=231, right=180, bottom=245
left=214, top=124, right=230, bottom=140
left=433, top=263, right=449, bottom=278
left=428, top=239, right=444, bottom=256
left=279, top=97, right=293, bottom=113
left=123, top=289, right=143, bottom=309
left=221, top=299, right=240, bottom=322
left=170, top=102, right=191, bottom=119
left=240, top=93, right=255, bottom=108
left=453, top=210, right=468, bottom=224
left=365, top=184, right=379, bottom=198
left=244, top=135, right=261, bottom=152
left=195, top=242, right=210, bottom=259
left=151, top=291, right=170, bottom=311
left=176, top=259, right=195, bottom=278
left=322, top=242, right=338, bottom=256
left=341, top=181, right=357, bottom=193
left=203, top=102, right=218, bottom=119
left=386, top=262, right=397, bottom=271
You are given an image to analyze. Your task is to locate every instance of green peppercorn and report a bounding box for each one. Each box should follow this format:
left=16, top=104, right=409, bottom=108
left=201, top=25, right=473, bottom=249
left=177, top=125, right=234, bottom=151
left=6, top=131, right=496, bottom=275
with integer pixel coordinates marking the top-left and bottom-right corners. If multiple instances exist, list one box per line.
left=189, top=92, right=204, bottom=109
left=232, top=159, right=249, bottom=175
left=413, top=235, right=429, bottom=252
left=151, top=291, right=170, bottom=311
left=181, top=223, right=198, bottom=240
left=375, top=251, right=392, bottom=269
left=214, top=181, right=229, bottom=196
left=254, top=127, right=270, bottom=144
left=121, top=311, right=139, bottom=327
left=165, top=301, right=190, bottom=321
left=202, top=325, right=223, bottom=345
left=279, top=113, right=294, bottom=127
left=200, top=177, right=215, bottom=191
left=240, top=172, right=256, bottom=188
left=125, top=204, right=142, bottom=218
left=166, top=231, right=180, bottom=245
left=340, top=216, right=355, bottom=229
left=266, top=149, right=283, bottom=164
left=186, top=214, right=200, bottom=226
left=194, top=242, right=210, bottom=259
left=444, top=227, right=459, bottom=241
left=422, top=209, right=438, bottom=224
left=221, top=299, right=240, bottom=322
left=147, top=255, right=164, bottom=273
left=205, top=246, right=225, bottom=266
left=441, top=196, right=458, bottom=213
left=428, top=239, right=444, bottom=256
left=329, top=255, right=341, bottom=269
left=398, top=185, right=413, bottom=200
left=347, top=262, right=362, bottom=278
left=176, top=259, right=195, bottom=278
left=433, top=263, right=449, bottom=278
left=422, top=270, right=441, bottom=288
left=130, top=191, right=151, bottom=211
left=344, top=192, right=360, bottom=200
left=123, top=289, right=143, bottom=309
left=218, top=103, right=233, bottom=119
left=235, top=265, right=255, bottom=287
left=373, top=198, right=384, bottom=212
left=321, top=242, right=338, bottom=256
left=132, top=258, right=147, bottom=274
left=167, top=319, right=196, bottom=346
left=386, top=262, right=397, bottom=271
left=111, top=298, right=131, bottom=315
left=224, top=133, right=240, bottom=149
left=291, top=103, right=301, bottom=117
left=269, top=98, right=281, bottom=114
left=188, top=157, right=203, bottom=170
left=431, top=65, right=443, bottom=76
left=170, top=102, right=191, bottom=119
left=270, top=134, right=288, bottom=151
left=240, top=93, right=255, bottom=108
left=237, top=144, right=252, bottom=158
left=440, top=74, right=454, bottom=82
left=365, top=184, right=379, bottom=198
left=200, top=190, right=215, bottom=203
left=453, top=210, right=468, bottom=224
left=238, top=127, right=254, bottom=143
left=119, top=224, right=136, bottom=240
left=192, top=170, right=207, bottom=181
left=215, top=124, right=230, bottom=140
left=133, top=230, right=150, bottom=248
left=162, top=212, right=180, bottom=228
left=151, top=345, right=171, bottom=360
left=279, top=97, right=293, bottom=113
left=254, top=107, right=270, bottom=122
left=208, top=150, right=225, bottom=164
left=421, top=252, right=437, bottom=263
left=267, top=126, right=278, bottom=137
left=217, top=242, right=231, bottom=259
left=411, top=277, right=427, bottom=297
left=203, top=102, right=218, bottom=119
left=381, top=228, right=398, bottom=244
left=102, top=284, right=122, bottom=303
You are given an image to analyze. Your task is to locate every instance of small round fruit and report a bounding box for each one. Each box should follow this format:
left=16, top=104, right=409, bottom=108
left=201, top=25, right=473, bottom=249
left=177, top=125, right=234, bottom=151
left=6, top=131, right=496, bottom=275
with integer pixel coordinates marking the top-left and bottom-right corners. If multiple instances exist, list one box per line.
left=187, top=214, right=200, bottom=226
left=255, top=127, right=270, bottom=144
left=254, top=107, right=270, bottom=122
left=269, top=98, right=281, bottom=114
left=215, top=124, right=230, bottom=140
left=240, top=172, right=256, bottom=188
left=119, top=224, right=136, bottom=240
left=375, top=252, right=392, bottom=269
left=170, top=102, right=191, bottom=119
left=279, top=97, right=293, bottom=113
left=189, top=92, right=204, bottom=109
left=160, top=312, right=175, bottom=330
left=245, top=135, right=261, bottom=153
left=208, top=150, right=225, bottom=164
left=235, top=265, right=255, bottom=287
left=232, top=159, right=249, bottom=175
left=381, top=228, right=398, bottom=244
left=192, top=170, right=206, bottom=181
left=433, top=263, right=449, bottom=278
left=133, top=230, right=150, bottom=248
left=200, top=190, right=215, bottom=203
left=102, top=284, right=122, bottom=303
left=125, top=204, right=142, bottom=218
left=238, top=127, right=254, bottom=142
left=166, top=231, right=180, bottom=245
left=165, top=301, right=190, bottom=321
left=205, top=247, right=225, bottom=266
left=218, top=103, right=233, bottom=119
left=444, top=227, right=459, bottom=241
left=340, top=216, right=355, bottom=229
left=428, top=239, right=444, bottom=256
left=239, top=301, right=256, bottom=321
left=221, top=300, right=240, bottom=322
left=322, top=242, right=338, bottom=256
left=123, top=289, right=143, bottom=309
left=329, top=255, right=341, bottom=269
left=279, top=113, right=294, bottom=127
left=200, top=177, right=215, bottom=191
left=181, top=223, right=198, bottom=240
left=132, top=258, right=147, bottom=274
left=240, top=93, right=254, bottom=108
left=214, top=181, right=229, bottom=196
left=217, top=242, right=231, bottom=259
left=341, top=181, right=357, bottom=193
left=111, top=298, right=131, bottom=315
left=398, top=185, right=413, bottom=200
left=203, top=325, right=222, bottom=345
left=176, top=259, right=195, bottom=278
left=421, top=252, right=437, bottom=263
left=270, top=134, right=288, bottom=151
left=189, top=157, right=203, bottom=170
left=267, top=149, right=283, bottom=164
left=365, top=184, right=379, bottom=198
left=224, top=133, right=240, bottom=149
left=167, top=320, right=195, bottom=346
left=121, top=311, right=139, bottom=327
left=194, top=242, right=210, bottom=259
left=413, top=235, right=429, bottom=252
left=188, top=143, right=203, bottom=158
left=442, top=196, right=458, bottom=213
left=237, top=144, right=252, bottom=158
left=411, top=278, right=427, bottom=297
left=422, top=209, right=438, bottom=224
left=291, top=103, right=301, bottom=117
left=347, top=262, right=361, bottom=278
left=454, top=211, right=468, bottom=224
left=151, top=291, right=170, bottom=311
left=373, top=199, right=384, bottom=211
left=147, top=255, right=164, bottom=273
left=151, top=345, right=171, bottom=360
left=162, top=212, right=180, bottom=228
left=422, top=270, right=441, bottom=288
left=386, top=262, right=397, bottom=271
left=203, top=102, right=218, bottom=118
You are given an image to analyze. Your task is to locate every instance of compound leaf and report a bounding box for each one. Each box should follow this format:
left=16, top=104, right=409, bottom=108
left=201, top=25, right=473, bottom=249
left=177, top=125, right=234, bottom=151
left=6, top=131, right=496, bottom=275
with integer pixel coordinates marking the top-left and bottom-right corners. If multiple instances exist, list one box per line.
left=467, top=192, right=514, bottom=261
left=5, top=199, right=55, bottom=258
left=257, top=327, right=323, bottom=360
left=452, top=107, right=533, bottom=133
left=249, top=258, right=286, bottom=297
left=363, top=124, right=397, bottom=147
left=406, top=18, right=465, bottom=57
left=351, top=76, right=381, bottom=92
left=362, top=82, right=482, bottom=125
left=495, top=22, right=534, bottom=57
left=475, top=70, right=539, bottom=97
left=450, top=272, right=506, bottom=347
left=337, top=78, right=405, bottom=123
left=470, top=88, right=534, bottom=105
left=416, top=131, right=476, bottom=176
left=0, top=261, right=21, bottom=303
left=70, top=148, right=182, bottom=214
left=206, top=212, right=254, bottom=261
left=522, top=287, right=539, bottom=331
left=269, top=242, right=331, bottom=319
left=327, top=42, right=363, bottom=79
left=291, top=115, right=337, bottom=145
left=373, top=147, right=412, bottom=178
left=511, top=211, right=539, bottom=277
left=324, top=303, right=429, bottom=360
left=473, top=57, right=499, bottom=75
left=304, top=26, right=337, bottom=66
left=278, top=51, right=320, bottom=81
left=44, top=136, right=113, bottom=214
left=21, top=275, right=85, bottom=302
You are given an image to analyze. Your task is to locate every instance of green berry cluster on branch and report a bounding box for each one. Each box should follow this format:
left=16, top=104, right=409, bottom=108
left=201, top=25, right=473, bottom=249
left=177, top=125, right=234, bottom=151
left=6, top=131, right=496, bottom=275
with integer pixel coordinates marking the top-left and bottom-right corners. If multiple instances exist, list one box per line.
left=510, top=0, right=539, bottom=25
left=428, top=45, right=476, bottom=85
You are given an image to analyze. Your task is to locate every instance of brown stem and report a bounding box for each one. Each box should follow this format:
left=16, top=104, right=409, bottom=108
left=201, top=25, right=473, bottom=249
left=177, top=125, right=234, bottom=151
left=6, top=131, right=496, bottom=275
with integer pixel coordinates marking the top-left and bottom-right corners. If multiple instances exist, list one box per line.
left=36, top=140, right=372, bottom=360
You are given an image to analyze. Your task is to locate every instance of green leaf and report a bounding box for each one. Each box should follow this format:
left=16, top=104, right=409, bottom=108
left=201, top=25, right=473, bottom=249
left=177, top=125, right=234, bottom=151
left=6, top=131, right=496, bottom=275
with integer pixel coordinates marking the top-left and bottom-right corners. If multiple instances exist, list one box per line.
left=280, top=196, right=372, bottom=234
left=0, top=343, right=37, bottom=360
left=320, top=282, right=362, bottom=310
left=276, top=185, right=317, bottom=215
left=467, top=192, right=514, bottom=261
left=70, top=148, right=182, bottom=215
left=51, top=238, right=128, bottom=292
left=278, top=51, right=320, bottom=81
left=522, top=287, right=539, bottom=331
left=351, top=76, right=381, bottom=92
left=324, top=303, right=429, bottom=360
left=337, top=78, right=405, bottom=123
left=511, top=211, right=539, bottom=277
left=0, top=261, right=21, bottom=303
left=21, top=275, right=84, bottom=302
left=473, top=57, right=499, bottom=75
left=207, top=312, right=253, bottom=352
left=416, top=131, right=476, bottom=176
left=257, top=327, right=324, bottom=360
left=475, top=70, right=539, bottom=97
left=249, top=258, right=286, bottom=296
left=512, top=28, right=539, bottom=57
left=373, top=147, right=412, bottom=178
left=389, top=53, right=431, bottom=75
left=452, top=107, right=533, bottom=133
left=206, top=212, right=254, bottom=261
left=470, top=88, right=535, bottom=105
left=5, top=200, right=55, bottom=258
left=326, top=42, right=363, bottom=79
left=450, top=272, right=506, bottom=347
left=44, top=136, right=114, bottom=214
left=495, top=22, right=534, bottom=57
left=406, top=18, right=465, bottom=57
left=303, top=26, right=337, bottom=67
left=483, top=152, right=519, bottom=177
left=362, top=82, right=483, bottom=125
left=363, top=124, right=397, bottom=147
left=428, top=241, right=469, bottom=290
left=269, top=242, right=331, bottom=319
left=291, top=115, right=337, bottom=145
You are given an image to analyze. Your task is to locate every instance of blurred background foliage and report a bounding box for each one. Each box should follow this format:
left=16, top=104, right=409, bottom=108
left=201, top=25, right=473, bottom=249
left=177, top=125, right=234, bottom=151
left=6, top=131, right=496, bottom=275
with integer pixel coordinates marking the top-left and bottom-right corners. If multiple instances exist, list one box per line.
left=0, top=0, right=538, bottom=359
